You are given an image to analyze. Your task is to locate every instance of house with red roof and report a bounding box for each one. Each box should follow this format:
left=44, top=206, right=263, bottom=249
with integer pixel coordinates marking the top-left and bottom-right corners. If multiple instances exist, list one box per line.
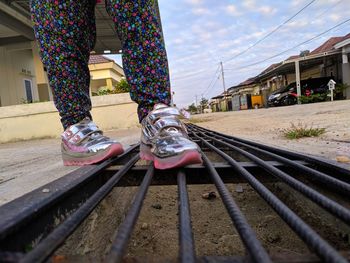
left=334, top=36, right=350, bottom=98
left=211, top=33, right=350, bottom=111
left=88, top=55, right=125, bottom=96
left=254, top=33, right=350, bottom=102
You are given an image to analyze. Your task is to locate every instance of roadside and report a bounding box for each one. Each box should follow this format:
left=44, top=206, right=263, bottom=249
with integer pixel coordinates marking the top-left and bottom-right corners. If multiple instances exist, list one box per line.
left=0, top=100, right=349, bottom=205
left=0, top=127, right=140, bottom=206
left=191, top=100, right=350, bottom=162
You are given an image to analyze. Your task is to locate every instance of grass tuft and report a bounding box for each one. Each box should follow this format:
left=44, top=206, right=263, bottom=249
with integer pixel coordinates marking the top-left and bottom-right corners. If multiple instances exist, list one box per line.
left=283, top=123, right=326, bottom=139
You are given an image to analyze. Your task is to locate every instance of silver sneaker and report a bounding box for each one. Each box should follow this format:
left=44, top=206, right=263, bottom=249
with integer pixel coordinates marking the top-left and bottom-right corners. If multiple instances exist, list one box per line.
left=140, top=104, right=202, bottom=169
left=61, top=118, right=124, bottom=166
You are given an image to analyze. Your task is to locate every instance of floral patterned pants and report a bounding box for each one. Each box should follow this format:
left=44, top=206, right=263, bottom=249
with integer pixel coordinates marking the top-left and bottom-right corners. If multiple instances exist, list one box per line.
left=30, top=0, right=171, bottom=129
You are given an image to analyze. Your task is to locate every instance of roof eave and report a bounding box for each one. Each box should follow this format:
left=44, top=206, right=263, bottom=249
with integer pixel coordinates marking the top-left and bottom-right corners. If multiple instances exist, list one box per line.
left=334, top=38, right=350, bottom=49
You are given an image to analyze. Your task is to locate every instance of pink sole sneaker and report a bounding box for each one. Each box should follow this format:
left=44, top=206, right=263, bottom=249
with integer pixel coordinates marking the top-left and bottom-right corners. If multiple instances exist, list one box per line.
left=63, top=143, right=124, bottom=166
left=140, top=143, right=203, bottom=170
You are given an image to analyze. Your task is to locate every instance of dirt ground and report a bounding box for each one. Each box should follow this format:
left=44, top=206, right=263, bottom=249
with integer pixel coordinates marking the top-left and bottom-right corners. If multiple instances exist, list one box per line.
left=58, top=182, right=350, bottom=260
left=1, top=100, right=350, bottom=260
left=191, top=100, right=350, bottom=162
left=0, top=127, right=140, bottom=205
left=124, top=183, right=350, bottom=259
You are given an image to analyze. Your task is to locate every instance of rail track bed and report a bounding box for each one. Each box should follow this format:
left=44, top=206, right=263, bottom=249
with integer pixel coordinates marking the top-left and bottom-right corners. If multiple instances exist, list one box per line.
left=0, top=124, right=349, bottom=263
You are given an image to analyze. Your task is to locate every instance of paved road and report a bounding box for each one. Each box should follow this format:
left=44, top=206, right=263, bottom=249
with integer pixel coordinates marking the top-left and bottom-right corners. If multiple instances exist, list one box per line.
left=0, top=127, right=140, bottom=205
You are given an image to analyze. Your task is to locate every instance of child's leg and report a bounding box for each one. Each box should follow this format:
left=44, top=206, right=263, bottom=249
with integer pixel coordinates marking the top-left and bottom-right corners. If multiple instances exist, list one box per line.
left=30, top=0, right=96, bottom=129
left=105, top=0, right=171, bottom=121
left=105, top=1, right=202, bottom=169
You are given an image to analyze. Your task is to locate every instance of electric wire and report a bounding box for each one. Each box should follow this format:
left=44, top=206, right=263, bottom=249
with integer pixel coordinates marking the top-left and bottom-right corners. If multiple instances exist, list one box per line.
left=201, top=64, right=221, bottom=97
left=225, top=18, right=350, bottom=72
left=223, top=0, right=318, bottom=63
left=314, top=0, right=344, bottom=20
left=172, top=1, right=317, bottom=82
left=204, top=75, right=220, bottom=98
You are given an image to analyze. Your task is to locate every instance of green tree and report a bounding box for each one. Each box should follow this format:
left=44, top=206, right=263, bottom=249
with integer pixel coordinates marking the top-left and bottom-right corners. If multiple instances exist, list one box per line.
left=200, top=97, right=209, bottom=109
left=187, top=103, right=197, bottom=113
left=114, top=78, right=130, bottom=93
left=93, top=78, right=131, bottom=96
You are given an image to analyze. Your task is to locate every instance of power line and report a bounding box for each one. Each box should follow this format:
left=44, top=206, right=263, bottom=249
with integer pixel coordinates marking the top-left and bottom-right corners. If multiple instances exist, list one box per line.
left=224, top=0, right=317, bottom=63
left=171, top=68, right=210, bottom=81
left=226, top=18, right=350, bottom=72
left=172, top=0, right=317, bottom=82
left=314, top=0, right=344, bottom=20
left=205, top=76, right=220, bottom=98
left=172, top=0, right=344, bottom=86
left=203, top=74, right=220, bottom=97
left=201, top=64, right=220, bottom=96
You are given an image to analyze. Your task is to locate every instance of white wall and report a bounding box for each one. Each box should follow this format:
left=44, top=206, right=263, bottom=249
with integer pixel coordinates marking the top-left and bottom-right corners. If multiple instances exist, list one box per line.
left=0, top=44, right=38, bottom=106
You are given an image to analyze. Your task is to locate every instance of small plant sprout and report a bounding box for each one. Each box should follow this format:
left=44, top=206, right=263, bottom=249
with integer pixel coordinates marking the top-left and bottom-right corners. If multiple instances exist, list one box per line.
left=283, top=122, right=326, bottom=139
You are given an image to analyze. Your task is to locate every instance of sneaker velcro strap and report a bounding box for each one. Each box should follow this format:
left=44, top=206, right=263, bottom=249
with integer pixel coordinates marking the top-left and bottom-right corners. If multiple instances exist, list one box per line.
left=68, top=126, right=103, bottom=145
left=154, top=116, right=186, bottom=133
left=148, top=107, right=181, bottom=123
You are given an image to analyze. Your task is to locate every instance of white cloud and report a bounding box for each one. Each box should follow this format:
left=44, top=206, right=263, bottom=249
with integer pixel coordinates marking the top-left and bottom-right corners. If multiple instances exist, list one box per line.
left=157, top=0, right=350, bottom=107
left=242, top=0, right=256, bottom=9
left=258, top=6, right=277, bottom=15
left=310, top=18, right=324, bottom=26
left=226, top=4, right=241, bottom=16
left=286, top=20, right=308, bottom=29
left=192, top=7, right=211, bottom=15
left=290, top=0, right=308, bottom=7
left=184, top=0, right=202, bottom=5
left=329, top=13, right=341, bottom=22
left=173, top=38, right=185, bottom=45
left=241, top=1, right=277, bottom=16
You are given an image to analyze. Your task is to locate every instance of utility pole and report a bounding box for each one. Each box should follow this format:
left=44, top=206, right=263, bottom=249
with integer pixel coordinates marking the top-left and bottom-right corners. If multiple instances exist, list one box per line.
left=220, top=61, right=226, bottom=93
left=201, top=93, right=204, bottom=114
left=195, top=94, right=198, bottom=107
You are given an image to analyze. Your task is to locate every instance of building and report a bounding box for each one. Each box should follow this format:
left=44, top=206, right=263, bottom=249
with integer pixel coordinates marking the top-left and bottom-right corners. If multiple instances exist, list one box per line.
left=89, top=55, right=125, bottom=96
left=334, top=37, right=350, bottom=98
left=0, top=1, right=129, bottom=106
left=210, top=91, right=230, bottom=112
left=0, top=1, right=163, bottom=142
left=211, top=33, right=350, bottom=111
left=255, top=33, right=350, bottom=99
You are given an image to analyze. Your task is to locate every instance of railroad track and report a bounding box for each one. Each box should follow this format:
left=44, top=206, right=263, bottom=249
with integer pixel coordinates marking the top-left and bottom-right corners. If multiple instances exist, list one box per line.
left=0, top=124, right=349, bottom=263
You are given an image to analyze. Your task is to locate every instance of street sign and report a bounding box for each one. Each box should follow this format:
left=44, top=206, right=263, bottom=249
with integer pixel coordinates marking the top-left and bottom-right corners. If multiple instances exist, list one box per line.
left=327, top=79, right=336, bottom=101
left=328, top=79, right=336, bottom=90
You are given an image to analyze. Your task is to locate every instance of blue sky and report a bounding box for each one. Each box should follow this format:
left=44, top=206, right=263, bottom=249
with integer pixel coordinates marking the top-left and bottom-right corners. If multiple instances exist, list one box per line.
left=108, top=0, right=350, bottom=108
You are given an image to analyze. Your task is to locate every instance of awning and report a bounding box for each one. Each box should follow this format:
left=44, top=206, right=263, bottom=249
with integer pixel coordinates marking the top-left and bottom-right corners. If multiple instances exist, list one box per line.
left=255, top=50, right=341, bottom=81
left=0, top=1, right=161, bottom=54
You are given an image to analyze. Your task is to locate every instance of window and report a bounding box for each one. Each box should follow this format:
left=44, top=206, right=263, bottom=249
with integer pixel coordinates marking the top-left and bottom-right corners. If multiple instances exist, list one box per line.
left=24, top=79, right=33, bottom=103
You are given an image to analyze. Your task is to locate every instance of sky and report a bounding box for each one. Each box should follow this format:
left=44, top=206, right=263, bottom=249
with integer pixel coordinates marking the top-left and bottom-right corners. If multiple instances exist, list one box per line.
left=108, top=0, right=350, bottom=108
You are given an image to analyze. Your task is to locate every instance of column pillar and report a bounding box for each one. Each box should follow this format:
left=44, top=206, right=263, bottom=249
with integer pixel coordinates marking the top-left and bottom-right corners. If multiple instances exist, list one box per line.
left=295, top=60, right=301, bottom=104
left=106, top=78, right=113, bottom=90
left=341, top=49, right=350, bottom=99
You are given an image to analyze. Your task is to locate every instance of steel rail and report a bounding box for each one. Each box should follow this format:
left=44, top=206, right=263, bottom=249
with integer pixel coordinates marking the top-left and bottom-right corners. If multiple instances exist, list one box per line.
left=188, top=123, right=350, bottom=176
left=0, top=144, right=140, bottom=241
left=106, top=165, right=154, bottom=263
left=177, top=170, right=196, bottom=263
left=191, top=128, right=350, bottom=225
left=1, top=125, right=349, bottom=262
left=189, top=124, right=350, bottom=195
left=20, top=154, right=140, bottom=263
left=201, top=153, right=272, bottom=263
left=192, top=131, right=348, bottom=263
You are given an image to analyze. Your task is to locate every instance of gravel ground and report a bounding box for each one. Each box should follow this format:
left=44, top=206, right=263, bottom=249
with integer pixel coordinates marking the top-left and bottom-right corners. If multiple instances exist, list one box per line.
left=0, top=127, right=140, bottom=205
left=1, top=100, right=349, bottom=260
left=192, top=100, right=350, bottom=163
left=1, top=100, right=349, bottom=205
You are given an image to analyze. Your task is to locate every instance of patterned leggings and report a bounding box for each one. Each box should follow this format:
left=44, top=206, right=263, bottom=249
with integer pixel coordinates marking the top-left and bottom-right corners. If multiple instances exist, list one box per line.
left=30, top=0, right=171, bottom=129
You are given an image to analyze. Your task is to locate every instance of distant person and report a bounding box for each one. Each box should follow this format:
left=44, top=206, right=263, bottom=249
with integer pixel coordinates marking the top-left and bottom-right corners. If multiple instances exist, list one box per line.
left=30, top=0, right=202, bottom=169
